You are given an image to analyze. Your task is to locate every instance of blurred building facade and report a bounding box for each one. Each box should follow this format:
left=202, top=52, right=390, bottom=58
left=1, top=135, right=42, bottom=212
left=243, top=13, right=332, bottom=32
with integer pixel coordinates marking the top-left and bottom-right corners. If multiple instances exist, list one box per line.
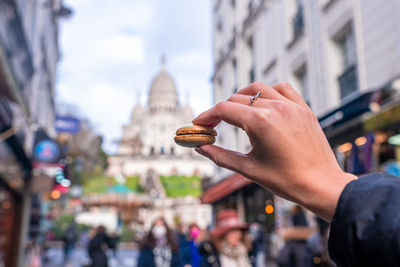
left=210, top=0, right=400, bottom=180
left=204, top=0, right=400, bottom=235
left=0, top=0, right=69, bottom=266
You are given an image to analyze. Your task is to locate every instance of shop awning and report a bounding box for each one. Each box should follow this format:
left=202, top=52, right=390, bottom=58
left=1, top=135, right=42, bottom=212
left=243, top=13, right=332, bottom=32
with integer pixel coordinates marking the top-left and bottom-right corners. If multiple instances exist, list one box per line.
left=319, top=90, right=384, bottom=131
left=201, top=173, right=252, bottom=204
left=318, top=87, right=395, bottom=146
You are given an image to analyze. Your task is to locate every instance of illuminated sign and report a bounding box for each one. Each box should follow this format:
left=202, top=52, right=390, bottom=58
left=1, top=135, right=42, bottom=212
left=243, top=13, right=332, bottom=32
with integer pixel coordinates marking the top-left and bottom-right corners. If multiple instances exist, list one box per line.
left=34, top=140, right=60, bottom=163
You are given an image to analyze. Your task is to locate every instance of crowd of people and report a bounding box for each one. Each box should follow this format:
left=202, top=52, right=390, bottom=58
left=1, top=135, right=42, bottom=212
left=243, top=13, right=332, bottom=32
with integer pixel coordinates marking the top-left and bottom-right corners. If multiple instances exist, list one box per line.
left=136, top=207, right=335, bottom=267
left=37, top=206, right=333, bottom=267
left=134, top=207, right=335, bottom=267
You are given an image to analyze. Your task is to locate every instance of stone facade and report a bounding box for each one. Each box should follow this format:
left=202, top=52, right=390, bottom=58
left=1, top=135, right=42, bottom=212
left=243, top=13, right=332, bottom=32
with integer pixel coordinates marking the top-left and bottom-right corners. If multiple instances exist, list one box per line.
left=211, top=0, right=400, bottom=182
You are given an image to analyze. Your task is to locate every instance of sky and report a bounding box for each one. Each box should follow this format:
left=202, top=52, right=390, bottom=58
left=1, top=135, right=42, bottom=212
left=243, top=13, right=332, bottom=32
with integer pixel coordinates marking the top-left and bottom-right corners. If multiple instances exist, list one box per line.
left=57, top=0, right=213, bottom=154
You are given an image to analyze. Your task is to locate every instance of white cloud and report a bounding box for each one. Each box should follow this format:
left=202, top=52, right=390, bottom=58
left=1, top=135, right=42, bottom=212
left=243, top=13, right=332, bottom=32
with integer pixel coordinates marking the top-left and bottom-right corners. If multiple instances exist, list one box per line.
left=96, top=34, right=145, bottom=64
left=171, top=51, right=204, bottom=66
left=58, top=0, right=213, bottom=154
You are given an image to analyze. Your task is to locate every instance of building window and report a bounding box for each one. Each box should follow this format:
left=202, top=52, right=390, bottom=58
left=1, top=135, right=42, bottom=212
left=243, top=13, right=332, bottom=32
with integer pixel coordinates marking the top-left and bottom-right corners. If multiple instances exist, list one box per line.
left=249, top=67, right=255, bottom=83
left=232, top=58, right=238, bottom=93
left=247, top=37, right=255, bottom=83
left=294, top=65, right=310, bottom=106
left=292, top=0, right=304, bottom=39
left=217, top=19, right=223, bottom=32
left=338, top=65, right=358, bottom=100
left=214, top=0, right=222, bottom=13
left=248, top=0, right=255, bottom=11
left=334, top=24, right=358, bottom=100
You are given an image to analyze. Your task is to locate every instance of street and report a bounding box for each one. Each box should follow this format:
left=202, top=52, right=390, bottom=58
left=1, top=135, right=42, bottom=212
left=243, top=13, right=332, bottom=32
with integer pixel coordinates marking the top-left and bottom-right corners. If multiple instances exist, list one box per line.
left=42, top=248, right=139, bottom=267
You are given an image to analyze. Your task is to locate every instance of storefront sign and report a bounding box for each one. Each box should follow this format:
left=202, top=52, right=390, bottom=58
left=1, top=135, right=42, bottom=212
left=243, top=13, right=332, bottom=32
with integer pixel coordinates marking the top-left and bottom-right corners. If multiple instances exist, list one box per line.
left=34, top=140, right=60, bottom=163
left=55, top=116, right=80, bottom=133
left=363, top=105, right=400, bottom=132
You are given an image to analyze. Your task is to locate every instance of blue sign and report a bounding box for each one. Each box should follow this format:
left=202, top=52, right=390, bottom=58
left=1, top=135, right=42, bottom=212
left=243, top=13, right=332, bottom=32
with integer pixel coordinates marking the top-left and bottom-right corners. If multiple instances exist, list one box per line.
left=34, top=140, right=60, bottom=163
left=55, top=116, right=80, bottom=133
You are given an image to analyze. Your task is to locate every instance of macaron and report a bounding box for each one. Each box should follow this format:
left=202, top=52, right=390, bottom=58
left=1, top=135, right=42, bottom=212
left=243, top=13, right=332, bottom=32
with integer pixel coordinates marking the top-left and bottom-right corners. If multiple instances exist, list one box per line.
left=174, top=125, right=217, bottom=148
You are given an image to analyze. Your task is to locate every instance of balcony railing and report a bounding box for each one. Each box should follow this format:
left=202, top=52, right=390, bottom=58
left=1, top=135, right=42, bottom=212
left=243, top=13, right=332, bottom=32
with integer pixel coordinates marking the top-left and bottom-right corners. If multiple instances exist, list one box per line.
left=338, top=64, right=358, bottom=100
left=292, top=6, right=304, bottom=39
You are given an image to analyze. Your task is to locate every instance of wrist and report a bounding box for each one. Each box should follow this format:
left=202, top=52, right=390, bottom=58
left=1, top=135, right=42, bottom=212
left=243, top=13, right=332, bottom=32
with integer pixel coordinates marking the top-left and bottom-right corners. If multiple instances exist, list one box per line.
left=297, top=170, right=357, bottom=221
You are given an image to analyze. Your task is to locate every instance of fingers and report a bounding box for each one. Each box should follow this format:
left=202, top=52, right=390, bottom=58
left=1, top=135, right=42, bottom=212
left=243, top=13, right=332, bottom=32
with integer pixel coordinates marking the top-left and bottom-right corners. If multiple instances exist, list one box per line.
left=237, top=81, right=308, bottom=107
left=271, top=82, right=308, bottom=107
left=227, top=93, right=271, bottom=108
left=236, top=82, right=285, bottom=101
left=192, top=101, right=254, bottom=129
left=195, top=145, right=252, bottom=176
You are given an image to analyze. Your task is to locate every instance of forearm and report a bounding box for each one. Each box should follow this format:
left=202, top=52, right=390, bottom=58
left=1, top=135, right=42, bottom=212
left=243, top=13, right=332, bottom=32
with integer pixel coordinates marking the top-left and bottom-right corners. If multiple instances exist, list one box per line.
left=296, top=171, right=357, bottom=222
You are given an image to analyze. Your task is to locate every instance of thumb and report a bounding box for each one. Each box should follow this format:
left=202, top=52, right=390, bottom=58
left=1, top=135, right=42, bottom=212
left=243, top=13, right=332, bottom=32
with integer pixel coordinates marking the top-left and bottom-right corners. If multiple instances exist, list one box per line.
left=195, top=145, right=251, bottom=176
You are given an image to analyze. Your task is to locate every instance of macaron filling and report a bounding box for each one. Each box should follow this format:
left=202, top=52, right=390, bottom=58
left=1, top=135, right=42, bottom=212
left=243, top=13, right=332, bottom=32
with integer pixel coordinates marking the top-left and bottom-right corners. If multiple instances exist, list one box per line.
left=176, top=132, right=215, bottom=136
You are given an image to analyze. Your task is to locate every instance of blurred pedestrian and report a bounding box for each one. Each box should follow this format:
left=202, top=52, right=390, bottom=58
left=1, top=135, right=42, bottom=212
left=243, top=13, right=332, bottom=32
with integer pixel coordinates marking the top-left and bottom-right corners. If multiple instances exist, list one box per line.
left=43, top=231, right=55, bottom=264
left=63, top=222, right=78, bottom=261
left=26, top=238, right=41, bottom=267
left=277, top=205, right=311, bottom=267
left=188, top=223, right=202, bottom=267
left=176, top=222, right=191, bottom=266
left=88, top=225, right=114, bottom=267
left=248, top=222, right=267, bottom=267
left=137, top=218, right=181, bottom=267
left=303, top=218, right=336, bottom=267
left=199, top=209, right=252, bottom=267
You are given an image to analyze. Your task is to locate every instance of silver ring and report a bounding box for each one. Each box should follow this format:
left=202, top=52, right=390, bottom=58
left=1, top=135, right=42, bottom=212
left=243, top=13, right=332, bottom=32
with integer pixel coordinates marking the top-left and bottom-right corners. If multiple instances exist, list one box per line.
left=250, top=91, right=261, bottom=106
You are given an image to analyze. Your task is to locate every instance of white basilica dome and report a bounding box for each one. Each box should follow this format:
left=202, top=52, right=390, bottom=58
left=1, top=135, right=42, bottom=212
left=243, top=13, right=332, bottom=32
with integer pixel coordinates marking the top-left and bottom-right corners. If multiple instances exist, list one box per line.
left=148, top=57, right=179, bottom=112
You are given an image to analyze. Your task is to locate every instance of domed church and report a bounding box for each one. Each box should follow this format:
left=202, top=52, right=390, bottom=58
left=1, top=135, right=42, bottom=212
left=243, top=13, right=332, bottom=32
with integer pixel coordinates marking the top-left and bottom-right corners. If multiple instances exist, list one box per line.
left=118, top=56, right=194, bottom=157
left=107, top=57, right=214, bottom=180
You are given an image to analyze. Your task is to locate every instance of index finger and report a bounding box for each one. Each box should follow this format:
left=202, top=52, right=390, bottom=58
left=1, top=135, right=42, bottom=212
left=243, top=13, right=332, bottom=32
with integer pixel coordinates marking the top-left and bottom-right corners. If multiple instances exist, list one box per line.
left=192, top=101, right=254, bottom=129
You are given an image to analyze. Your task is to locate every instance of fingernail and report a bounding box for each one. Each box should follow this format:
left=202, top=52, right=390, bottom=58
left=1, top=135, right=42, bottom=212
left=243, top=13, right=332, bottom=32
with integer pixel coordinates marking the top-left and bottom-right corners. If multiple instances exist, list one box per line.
left=194, top=147, right=210, bottom=158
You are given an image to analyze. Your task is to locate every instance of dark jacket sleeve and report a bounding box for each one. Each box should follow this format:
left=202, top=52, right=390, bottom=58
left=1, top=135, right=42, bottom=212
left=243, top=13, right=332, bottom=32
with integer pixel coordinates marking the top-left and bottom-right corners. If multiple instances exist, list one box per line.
left=328, top=172, right=400, bottom=267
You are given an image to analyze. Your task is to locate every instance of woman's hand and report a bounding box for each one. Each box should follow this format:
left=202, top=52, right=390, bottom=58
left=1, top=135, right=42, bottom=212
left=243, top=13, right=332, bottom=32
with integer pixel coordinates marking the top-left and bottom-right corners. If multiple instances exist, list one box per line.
left=192, top=82, right=356, bottom=221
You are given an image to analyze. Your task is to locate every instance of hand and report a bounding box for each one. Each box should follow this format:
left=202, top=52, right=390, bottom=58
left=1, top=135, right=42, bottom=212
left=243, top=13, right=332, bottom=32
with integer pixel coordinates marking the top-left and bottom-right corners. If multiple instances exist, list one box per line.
left=192, top=82, right=356, bottom=221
